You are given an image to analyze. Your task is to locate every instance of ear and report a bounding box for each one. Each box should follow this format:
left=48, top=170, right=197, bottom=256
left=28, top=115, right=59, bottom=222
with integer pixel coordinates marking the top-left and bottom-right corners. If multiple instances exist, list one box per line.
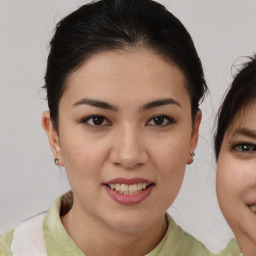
left=42, top=111, right=64, bottom=166
left=187, top=110, right=202, bottom=165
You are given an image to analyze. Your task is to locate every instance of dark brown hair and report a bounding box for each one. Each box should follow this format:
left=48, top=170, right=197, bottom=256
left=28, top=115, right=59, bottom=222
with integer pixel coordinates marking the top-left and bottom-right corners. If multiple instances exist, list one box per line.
left=44, top=0, right=208, bottom=130
left=214, top=56, right=256, bottom=159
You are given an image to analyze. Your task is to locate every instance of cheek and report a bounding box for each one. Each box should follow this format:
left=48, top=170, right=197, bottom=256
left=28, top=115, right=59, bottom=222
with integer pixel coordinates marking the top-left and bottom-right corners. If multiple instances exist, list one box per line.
left=61, top=141, right=89, bottom=167
left=216, top=156, right=244, bottom=230
left=59, top=131, right=109, bottom=185
left=217, top=156, right=242, bottom=199
left=150, top=133, right=190, bottom=181
left=217, top=155, right=256, bottom=210
left=60, top=141, right=105, bottom=199
left=59, top=121, right=109, bottom=164
left=240, top=169, right=256, bottom=205
left=147, top=137, right=189, bottom=211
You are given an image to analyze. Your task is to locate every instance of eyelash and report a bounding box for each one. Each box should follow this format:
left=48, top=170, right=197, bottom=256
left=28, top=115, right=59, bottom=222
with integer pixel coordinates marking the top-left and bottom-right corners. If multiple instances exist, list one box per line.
left=80, top=114, right=175, bottom=127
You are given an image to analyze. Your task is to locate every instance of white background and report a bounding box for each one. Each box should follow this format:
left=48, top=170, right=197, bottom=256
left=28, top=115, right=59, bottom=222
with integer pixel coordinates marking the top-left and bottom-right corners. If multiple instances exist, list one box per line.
left=1, top=0, right=256, bottom=253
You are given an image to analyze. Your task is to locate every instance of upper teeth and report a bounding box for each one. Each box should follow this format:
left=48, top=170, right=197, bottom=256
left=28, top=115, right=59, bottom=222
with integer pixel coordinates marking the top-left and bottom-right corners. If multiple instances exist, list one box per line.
left=108, top=183, right=148, bottom=195
left=250, top=205, right=256, bottom=212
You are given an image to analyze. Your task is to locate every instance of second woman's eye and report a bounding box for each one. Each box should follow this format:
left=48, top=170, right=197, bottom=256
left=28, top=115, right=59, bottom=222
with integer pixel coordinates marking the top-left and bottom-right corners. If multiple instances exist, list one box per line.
left=234, top=144, right=256, bottom=152
left=81, top=115, right=110, bottom=126
left=146, top=115, right=175, bottom=126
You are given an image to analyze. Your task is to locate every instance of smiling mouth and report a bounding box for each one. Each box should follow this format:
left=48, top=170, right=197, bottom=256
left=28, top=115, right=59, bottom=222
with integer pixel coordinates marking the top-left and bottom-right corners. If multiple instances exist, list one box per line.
left=105, top=183, right=153, bottom=195
left=250, top=204, right=256, bottom=213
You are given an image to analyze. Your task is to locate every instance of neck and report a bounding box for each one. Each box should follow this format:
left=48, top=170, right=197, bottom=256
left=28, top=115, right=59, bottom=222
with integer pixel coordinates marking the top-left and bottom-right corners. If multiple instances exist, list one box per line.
left=61, top=200, right=167, bottom=256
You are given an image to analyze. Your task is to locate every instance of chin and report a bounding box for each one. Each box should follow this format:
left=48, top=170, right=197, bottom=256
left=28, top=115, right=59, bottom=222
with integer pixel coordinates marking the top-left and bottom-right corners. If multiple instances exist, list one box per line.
left=104, top=211, right=159, bottom=233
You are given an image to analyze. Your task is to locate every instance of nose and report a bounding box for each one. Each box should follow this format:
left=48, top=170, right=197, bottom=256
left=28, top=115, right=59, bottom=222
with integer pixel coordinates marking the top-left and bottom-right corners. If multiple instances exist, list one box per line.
left=109, top=125, right=148, bottom=170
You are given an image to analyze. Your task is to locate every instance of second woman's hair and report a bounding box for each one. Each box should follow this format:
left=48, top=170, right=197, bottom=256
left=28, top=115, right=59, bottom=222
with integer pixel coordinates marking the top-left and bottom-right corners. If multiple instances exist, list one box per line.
left=214, top=56, right=256, bottom=159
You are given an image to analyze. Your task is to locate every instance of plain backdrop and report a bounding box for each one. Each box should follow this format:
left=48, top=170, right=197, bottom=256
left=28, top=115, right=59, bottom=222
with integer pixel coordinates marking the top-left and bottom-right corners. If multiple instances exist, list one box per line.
left=1, top=0, right=256, bottom=253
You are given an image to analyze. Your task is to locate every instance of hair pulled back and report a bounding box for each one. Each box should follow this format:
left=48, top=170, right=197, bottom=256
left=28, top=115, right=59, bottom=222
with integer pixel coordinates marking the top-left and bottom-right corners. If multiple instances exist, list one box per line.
left=44, top=0, right=207, bottom=130
left=214, top=56, right=256, bottom=159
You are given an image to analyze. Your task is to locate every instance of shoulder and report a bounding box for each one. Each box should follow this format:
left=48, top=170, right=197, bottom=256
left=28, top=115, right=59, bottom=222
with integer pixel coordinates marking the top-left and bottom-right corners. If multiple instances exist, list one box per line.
left=0, top=213, right=46, bottom=256
left=164, top=215, right=242, bottom=256
left=0, top=229, right=14, bottom=256
left=0, top=192, right=70, bottom=256
left=162, top=214, right=211, bottom=256
left=215, top=239, right=242, bottom=256
left=164, top=217, right=242, bottom=256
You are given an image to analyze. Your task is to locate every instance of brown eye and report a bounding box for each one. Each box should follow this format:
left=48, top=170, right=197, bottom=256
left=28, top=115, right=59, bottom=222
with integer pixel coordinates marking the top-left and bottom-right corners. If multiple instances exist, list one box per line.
left=91, top=116, right=105, bottom=125
left=147, top=115, right=175, bottom=126
left=153, top=116, right=165, bottom=125
left=81, top=115, right=110, bottom=126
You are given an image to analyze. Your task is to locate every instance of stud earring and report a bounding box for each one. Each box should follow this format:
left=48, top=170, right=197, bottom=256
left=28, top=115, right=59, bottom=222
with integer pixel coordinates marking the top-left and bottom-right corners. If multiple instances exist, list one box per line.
left=54, top=157, right=59, bottom=165
left=190, top=152, right=195, bottom=157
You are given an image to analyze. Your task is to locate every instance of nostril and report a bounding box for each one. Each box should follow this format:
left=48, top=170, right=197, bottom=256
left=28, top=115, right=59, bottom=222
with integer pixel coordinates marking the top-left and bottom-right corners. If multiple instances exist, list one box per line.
left=109, top=134, right=148, bottom=168
left=111, top=155, right=146, bottom=170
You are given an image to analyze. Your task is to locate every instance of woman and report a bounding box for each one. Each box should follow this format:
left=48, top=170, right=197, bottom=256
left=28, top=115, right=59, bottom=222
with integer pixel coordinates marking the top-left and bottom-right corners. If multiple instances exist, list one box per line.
left=1, top=0, right=223, bottom=255
left=215, top=56, right=256, bottom=256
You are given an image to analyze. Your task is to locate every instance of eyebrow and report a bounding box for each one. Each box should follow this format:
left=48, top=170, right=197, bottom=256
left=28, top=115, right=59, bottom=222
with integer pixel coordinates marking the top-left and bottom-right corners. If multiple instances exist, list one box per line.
left=232, top=128, right=256, bottom=139
left=73, top=98, right=118, bottom=111
left=73, top=98, right=181, bottom=112
left=141, top=98, right=181, bottom=111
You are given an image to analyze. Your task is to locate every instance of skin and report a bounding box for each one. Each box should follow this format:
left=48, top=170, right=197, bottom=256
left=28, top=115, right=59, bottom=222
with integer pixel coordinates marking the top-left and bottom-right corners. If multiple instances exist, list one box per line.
left=217, top=105, right=256, bottom=256
left=42, top=48, right=201, bottom=256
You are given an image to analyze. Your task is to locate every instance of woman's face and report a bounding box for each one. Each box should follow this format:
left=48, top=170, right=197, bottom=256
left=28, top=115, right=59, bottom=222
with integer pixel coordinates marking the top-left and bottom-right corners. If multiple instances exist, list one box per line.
left=44, top=49, right=200, bottom=233
left=217, top=105, right=256, bottom=255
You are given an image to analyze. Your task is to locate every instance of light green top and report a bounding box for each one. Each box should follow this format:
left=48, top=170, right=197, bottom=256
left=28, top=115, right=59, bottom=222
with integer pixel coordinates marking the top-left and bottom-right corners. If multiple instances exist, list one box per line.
left=0, top=192, right=242, bottom=256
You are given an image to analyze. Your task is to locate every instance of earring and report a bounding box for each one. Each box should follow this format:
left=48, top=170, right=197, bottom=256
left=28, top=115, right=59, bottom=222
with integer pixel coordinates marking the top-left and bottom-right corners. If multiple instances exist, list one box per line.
left=54, top=157, right=59, bottom=165
left=190, top=152, right=195, bottom=157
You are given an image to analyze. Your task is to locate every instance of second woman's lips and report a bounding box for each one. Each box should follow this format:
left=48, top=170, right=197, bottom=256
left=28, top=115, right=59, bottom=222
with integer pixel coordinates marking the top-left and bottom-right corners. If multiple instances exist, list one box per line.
left=250, top=204, right=256, bottom=213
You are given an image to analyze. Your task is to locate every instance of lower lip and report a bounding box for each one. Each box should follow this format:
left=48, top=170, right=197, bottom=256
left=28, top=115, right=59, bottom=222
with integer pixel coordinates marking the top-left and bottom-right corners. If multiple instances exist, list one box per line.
left=104, top=185, right=154, bottom=205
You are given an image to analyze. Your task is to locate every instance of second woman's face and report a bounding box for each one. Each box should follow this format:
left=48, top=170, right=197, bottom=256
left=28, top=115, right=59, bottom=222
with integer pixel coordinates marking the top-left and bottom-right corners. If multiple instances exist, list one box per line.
left=217, top=105, right=256, bottom=255
left=52, top=49, right=200, bottom=233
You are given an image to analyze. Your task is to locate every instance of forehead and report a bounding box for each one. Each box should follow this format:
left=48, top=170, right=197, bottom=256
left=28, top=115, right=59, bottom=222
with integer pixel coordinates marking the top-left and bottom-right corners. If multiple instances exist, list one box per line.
left=226, top=103, right=256, bottom=136
left=61, top=48, right=189, bottom=107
